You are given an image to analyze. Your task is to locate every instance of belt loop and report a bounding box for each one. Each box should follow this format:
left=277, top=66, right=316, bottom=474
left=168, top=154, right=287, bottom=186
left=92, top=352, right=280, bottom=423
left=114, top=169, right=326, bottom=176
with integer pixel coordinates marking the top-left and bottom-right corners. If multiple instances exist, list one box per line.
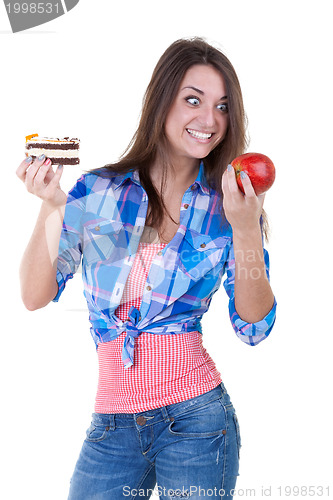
left=161, top=406, right=174, bottom=423
left=108, top=414, right=115, bottom=430
left=220, top=380, right=227, bottom=395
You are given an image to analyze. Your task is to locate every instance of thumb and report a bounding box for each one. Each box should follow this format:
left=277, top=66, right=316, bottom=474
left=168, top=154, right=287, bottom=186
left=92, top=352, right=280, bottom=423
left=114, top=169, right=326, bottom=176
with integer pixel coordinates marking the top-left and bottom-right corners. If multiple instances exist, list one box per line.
left=258, top=193, right=266, bottom=209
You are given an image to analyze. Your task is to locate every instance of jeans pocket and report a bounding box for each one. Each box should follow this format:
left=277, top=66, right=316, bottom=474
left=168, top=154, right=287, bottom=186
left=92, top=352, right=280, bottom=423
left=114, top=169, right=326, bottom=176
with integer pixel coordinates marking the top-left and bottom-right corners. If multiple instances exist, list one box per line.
left=168, top=398, right=226, bottom=438
left=85, top=415, right=110, bottom=443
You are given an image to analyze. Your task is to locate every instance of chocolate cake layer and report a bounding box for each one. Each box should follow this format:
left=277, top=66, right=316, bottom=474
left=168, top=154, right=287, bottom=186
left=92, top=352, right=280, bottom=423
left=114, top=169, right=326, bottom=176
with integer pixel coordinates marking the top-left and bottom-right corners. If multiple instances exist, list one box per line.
left=26, top=142, right=79, bottom=150
left=29, top=155, right=80, bottom=165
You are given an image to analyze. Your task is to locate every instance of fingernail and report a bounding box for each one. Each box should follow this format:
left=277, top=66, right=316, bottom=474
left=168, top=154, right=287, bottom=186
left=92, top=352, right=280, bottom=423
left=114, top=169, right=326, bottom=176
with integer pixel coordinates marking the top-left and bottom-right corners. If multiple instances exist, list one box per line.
left=44, top=158, right=51, bottom=166
left=240, top=171, right=247, bottom=179
left=25, top=156, right=32, bottom=163
left=227, top=164, right=233, bottom=172
left=38, top=154, right=45, bottom=160
left=58, top=164, right=63, bottom=169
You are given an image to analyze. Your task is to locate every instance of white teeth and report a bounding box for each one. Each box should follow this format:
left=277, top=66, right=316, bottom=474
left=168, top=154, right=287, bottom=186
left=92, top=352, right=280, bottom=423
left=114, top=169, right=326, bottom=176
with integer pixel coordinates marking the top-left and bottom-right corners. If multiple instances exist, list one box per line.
left=187, top=129, right=213, bottom=140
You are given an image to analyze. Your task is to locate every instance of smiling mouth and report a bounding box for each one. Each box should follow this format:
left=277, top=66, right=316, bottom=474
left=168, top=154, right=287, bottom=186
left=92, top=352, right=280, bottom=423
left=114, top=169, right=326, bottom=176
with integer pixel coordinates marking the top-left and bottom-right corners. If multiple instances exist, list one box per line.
left=186, top=128, right=213, bottom=140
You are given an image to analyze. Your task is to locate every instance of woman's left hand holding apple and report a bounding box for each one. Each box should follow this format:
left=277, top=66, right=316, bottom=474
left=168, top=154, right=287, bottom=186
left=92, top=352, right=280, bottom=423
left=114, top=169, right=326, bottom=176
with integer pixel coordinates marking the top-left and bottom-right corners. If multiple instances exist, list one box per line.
left=221, top=164, right=265, bottom=235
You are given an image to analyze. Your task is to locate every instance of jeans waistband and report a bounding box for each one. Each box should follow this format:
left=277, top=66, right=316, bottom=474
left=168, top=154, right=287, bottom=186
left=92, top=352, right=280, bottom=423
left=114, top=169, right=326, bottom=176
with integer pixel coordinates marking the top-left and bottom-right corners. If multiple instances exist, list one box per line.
left=91, top=382, right=228, bottom=429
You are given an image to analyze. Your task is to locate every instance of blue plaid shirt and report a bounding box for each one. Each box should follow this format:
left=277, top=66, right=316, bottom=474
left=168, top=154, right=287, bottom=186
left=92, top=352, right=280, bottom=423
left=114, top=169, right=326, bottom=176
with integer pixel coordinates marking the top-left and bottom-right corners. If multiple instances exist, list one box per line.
left=53, top=161, right=277, bottom=368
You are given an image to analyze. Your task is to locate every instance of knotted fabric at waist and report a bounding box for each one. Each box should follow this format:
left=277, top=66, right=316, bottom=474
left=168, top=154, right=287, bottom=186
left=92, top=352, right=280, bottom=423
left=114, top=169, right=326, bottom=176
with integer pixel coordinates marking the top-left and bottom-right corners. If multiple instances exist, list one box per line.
left=89, top=306, right=203, bottom=369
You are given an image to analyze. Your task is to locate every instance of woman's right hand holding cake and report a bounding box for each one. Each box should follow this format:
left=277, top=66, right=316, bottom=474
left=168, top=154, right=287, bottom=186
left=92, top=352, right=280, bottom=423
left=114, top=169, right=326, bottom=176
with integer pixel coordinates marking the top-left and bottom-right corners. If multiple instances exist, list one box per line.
left=16, top=155, right=67, bottom=311
left=16, top=154, right=67, bottom=207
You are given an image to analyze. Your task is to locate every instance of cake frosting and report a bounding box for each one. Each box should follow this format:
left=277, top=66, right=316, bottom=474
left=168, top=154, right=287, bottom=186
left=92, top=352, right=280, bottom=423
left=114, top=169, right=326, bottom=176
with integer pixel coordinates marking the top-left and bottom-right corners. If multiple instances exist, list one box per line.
left=25, top=134, right=80, bottom=165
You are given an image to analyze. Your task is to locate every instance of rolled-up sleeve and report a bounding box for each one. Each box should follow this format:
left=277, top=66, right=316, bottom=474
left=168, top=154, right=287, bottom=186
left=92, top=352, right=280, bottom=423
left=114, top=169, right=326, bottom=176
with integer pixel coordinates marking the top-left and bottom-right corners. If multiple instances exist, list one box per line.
left=223, top=241, right=277, bottom=345
left=52, top=175, right=86, bottom=302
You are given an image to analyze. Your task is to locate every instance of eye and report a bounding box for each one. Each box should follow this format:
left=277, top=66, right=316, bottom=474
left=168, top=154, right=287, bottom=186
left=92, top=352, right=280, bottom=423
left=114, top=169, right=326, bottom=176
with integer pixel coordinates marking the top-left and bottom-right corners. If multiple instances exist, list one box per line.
left=217, top=103, right=228, bottom=113
left=185, top=96, right=200, bottom=106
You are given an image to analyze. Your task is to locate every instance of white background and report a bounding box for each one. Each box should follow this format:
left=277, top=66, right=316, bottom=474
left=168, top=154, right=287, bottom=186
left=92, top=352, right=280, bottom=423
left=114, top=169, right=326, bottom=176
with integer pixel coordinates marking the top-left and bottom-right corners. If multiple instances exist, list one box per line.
left=1, top=0, right=333, bottom=498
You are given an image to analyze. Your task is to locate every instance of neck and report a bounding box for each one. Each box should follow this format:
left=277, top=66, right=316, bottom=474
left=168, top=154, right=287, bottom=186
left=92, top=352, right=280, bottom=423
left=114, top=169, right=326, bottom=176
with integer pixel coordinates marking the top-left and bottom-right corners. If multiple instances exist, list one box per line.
left=150, top=156, right=200, bottom=190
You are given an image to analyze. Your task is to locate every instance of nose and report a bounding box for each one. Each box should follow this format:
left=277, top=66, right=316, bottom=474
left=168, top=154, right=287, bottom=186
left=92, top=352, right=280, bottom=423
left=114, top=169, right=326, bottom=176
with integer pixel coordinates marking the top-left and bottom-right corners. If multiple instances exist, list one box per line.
left=198, top=105, right=216, bottom=129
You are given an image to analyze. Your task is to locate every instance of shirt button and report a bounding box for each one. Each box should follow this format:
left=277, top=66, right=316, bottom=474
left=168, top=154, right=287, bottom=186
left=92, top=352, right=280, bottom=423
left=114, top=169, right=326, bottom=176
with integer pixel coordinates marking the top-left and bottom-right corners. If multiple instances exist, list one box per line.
left=191, top=185, right=196, bottom=190
left=94, top=226, right=100, bottom=231
left=157, top=251, right=162, bottom=256
left=183, top=203, right=189, bottom=209
left=222, top=429, right=227, bottom=435
left=200, top=243, right=206, bottom=248
left=136, top=416, right=147, bottom=425
left=138, top=315, right=141, bottom=321
left=146, top=285, right=152, bottom=291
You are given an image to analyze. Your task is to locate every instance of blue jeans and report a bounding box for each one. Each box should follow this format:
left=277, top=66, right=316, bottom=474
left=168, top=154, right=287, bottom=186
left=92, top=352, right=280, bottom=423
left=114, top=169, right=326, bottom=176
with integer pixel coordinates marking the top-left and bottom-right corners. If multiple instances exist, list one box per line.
left=68, top=381, right=241, bottom=499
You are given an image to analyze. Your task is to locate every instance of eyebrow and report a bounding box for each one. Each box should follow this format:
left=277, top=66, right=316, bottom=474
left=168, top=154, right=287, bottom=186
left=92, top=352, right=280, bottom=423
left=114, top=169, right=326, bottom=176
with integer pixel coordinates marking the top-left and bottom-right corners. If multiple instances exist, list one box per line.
left=181, top=86, right=228, bottom=100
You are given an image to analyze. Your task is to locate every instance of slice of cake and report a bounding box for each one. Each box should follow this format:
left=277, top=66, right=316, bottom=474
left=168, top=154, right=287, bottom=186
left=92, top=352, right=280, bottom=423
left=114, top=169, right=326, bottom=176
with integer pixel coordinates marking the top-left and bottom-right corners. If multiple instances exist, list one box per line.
left=25, top=134, right=80, bottom=165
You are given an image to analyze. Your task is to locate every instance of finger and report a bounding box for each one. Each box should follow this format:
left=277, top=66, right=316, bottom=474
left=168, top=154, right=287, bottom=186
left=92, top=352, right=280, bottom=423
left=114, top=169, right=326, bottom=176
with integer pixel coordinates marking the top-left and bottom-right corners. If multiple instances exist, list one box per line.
left=34, top=158, right=53, bottom=185
left=16, top=156, right=34, bottom=182
left=46, top=164, right=64, bottom=189
left=222, top=169, right=236, bottom=204
left=25, top=154, right=57, bottom=193
left=227, top=164, right=242, bottom=196
left=30, top=159, right=54, bottom=194
left=239, top=171, right=257, bottom=198
left=44, top=164, right=56, bottom=184
left=25, top=155, right=49, bottom=191
left=257, top=193, right=266, bottom=209
left=38, top=164, right=64, bottom=202
left=221, top=169, right=229, bottom=196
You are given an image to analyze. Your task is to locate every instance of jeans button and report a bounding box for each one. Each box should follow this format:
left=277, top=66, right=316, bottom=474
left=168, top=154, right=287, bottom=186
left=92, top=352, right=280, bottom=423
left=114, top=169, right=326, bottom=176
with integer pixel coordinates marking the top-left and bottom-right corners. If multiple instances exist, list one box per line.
left=136, top=416, right=147, bottom=425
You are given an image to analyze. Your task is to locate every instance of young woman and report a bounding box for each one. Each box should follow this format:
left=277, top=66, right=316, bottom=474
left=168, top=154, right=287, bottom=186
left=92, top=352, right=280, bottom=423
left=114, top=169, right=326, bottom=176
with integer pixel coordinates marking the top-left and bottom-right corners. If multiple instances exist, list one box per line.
left=17, top=37, right=276, bottom=499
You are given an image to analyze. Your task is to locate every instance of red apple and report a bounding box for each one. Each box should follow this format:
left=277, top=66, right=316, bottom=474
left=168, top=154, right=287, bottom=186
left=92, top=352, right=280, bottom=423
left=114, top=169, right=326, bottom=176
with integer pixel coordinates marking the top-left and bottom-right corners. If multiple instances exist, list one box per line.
left=230, top=152, right=276, bottom=195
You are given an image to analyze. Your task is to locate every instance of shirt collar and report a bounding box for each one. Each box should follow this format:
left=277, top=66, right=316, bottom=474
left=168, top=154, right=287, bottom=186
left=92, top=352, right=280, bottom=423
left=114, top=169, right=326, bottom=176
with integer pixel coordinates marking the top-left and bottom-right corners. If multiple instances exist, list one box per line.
left=194, top=161, right=210, bottom=195
left=113, top=161, right=210, bottom=196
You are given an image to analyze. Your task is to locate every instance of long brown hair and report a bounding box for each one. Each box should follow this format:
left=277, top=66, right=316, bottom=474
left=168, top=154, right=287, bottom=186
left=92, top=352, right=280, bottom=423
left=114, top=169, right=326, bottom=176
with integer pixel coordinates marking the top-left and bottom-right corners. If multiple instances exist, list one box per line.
left=86, top=37, right=269, bottom=239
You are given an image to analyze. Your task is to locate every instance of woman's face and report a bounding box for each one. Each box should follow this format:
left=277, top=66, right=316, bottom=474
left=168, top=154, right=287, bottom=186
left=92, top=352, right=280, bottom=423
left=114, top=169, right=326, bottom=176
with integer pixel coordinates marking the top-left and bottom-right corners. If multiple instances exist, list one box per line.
left=164, top=64, right=229, bottom=167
